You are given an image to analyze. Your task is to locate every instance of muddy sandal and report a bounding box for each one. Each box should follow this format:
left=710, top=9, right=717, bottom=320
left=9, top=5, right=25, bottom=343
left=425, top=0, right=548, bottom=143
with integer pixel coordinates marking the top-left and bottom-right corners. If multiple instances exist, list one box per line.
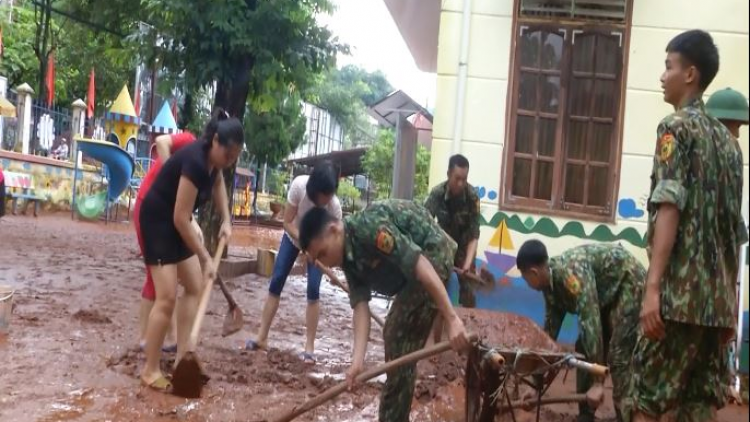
left=300, top=352, right=316, bottom=365
left=142, top=376, right=173, bottom=393
left=245, top=339, right=267, bottom=351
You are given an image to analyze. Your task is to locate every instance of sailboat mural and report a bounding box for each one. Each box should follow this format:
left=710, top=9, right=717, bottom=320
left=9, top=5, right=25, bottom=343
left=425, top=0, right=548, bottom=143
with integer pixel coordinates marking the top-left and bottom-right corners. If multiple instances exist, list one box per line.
left=469, top=218, right=580, bottom=344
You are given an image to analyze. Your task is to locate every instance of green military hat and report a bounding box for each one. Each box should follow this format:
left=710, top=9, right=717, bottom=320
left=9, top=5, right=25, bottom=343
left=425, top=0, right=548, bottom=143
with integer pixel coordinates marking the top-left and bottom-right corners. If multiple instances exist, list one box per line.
left=706, top=88, right=749, bottom=123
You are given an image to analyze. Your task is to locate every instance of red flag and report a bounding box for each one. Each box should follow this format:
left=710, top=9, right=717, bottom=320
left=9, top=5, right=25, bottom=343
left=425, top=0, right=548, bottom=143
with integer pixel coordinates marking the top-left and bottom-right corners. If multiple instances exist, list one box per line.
left=86, top=68, right=95, bottom=118
left=45, top=52, right=55, bottom=107
left=134, top=81, right=141, bottom=116
left=0, top=27, right=4, bottom=58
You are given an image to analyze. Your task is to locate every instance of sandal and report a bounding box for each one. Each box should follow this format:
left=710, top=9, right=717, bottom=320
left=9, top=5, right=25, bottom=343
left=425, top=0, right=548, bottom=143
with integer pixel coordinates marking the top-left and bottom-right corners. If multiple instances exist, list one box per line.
left=245, top=339, right=267, bottom=351
left=300, top=352, right=316, bottom=365
left=141, top=375, right=173, bottom=393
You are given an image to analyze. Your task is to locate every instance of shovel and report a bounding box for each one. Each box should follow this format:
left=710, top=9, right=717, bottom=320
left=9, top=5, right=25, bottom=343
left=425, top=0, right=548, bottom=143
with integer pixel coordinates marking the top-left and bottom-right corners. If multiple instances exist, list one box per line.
left=172, top=237, right=227, bottom=398
left=454, top=266, right=496, bottom=293
left=216, top=274, right=244, bottom=337
left=266, top=334, right=480, bottom=422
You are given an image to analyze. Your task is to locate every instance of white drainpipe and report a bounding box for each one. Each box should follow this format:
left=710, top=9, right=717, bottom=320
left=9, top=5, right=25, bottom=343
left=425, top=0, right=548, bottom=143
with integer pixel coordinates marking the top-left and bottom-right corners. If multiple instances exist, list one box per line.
left=452, top=0, right=472, bottom=154
left=736, top=238, right=748, bottom=394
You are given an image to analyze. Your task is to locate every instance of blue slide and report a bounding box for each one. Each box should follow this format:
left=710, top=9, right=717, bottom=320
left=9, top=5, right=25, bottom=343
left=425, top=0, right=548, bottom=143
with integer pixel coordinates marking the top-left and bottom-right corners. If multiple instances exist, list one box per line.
left=77, top=139, right=135, bottom=201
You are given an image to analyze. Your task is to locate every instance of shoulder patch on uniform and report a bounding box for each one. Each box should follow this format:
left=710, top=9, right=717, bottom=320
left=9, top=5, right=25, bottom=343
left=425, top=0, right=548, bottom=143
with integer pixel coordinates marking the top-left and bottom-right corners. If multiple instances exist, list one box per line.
left=375, top=227, right=395, bottom=255
left=658, top=132, right=675, bottom=162
left=565, top=274, right=582, bottom=297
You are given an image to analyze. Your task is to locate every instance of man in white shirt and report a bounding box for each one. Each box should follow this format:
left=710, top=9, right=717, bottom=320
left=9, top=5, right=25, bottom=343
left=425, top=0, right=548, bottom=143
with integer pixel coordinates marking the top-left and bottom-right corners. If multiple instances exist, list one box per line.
left=246, top=162, right=342, bottom=364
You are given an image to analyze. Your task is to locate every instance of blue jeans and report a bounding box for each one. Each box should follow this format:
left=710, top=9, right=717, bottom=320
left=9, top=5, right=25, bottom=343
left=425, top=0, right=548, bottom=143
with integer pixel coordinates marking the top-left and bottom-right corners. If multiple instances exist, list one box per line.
left=268, top=234, right=322, bottom=301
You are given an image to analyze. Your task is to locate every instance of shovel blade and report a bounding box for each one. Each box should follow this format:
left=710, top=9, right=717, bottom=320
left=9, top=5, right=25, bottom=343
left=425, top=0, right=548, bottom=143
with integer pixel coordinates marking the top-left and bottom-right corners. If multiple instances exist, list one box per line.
left=172, top=351, right=205, bottom=398
left=221, top=307, right=244, bottom=337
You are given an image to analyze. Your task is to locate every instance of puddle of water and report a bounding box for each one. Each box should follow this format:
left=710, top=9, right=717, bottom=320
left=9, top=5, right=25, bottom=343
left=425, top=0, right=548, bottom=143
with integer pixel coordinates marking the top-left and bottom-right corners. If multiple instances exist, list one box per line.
left=37, top=388, right=95, bottom=422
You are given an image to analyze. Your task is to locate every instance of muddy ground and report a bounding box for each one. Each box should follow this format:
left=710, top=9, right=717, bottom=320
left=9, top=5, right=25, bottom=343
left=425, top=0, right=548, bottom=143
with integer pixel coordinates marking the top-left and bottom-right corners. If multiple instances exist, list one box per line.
left=0, top=215, right=747, bottom=422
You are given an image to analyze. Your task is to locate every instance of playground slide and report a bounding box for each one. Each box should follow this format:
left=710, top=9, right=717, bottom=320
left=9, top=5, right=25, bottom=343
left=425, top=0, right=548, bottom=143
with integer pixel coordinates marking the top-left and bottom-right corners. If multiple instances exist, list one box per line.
left=77, top=139, right=135, bottom=201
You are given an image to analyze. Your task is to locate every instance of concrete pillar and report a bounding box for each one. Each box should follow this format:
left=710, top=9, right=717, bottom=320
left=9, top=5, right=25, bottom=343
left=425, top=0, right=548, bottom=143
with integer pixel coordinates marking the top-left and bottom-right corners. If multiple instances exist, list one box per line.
left=15, top=83, right=34, bottom=155
left=391, top=114, right=418, bottom=200
left=71, top=99, right=86, bottom=167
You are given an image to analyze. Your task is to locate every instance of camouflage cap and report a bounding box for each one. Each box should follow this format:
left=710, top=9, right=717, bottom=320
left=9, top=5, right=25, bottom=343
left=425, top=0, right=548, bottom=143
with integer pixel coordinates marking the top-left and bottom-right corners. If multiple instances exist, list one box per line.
left=706, top=88, right=749, bottom=123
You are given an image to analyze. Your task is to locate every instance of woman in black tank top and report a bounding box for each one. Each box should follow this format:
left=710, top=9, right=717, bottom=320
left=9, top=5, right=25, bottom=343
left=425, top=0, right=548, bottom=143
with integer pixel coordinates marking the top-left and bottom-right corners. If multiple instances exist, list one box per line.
left=140, top=110, right=244, bottom=392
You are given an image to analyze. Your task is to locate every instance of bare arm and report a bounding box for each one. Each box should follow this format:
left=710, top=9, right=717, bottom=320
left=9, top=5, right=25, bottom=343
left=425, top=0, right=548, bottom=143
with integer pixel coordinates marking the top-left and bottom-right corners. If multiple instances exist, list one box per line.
left=415, top=256, right=459, bottom=321
left=351, top=302, right=371, bottom=367
left=415, top=255, right=471, bottom=351
left=462, top=239, right=478, bottom=271
left=212, top=171, right=231, bottom=225
left=174, top=176, right=211, bottom=263
left=155, top=134, right=174, bottom=161
left=282, top=203, right=300, bottom=242
left=641, top=203, right=679, bottom=340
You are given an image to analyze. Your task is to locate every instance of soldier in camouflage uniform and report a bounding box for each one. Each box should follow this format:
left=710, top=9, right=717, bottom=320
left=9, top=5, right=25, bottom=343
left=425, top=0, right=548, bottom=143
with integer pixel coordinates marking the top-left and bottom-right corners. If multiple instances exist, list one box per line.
left=424, top=154, right=481, bottom=308
left=626, top=30, right=747, bottom=422
left=706, top=87, right=750, bottom=404
left=298, top=200, right=472, bottom=422
left=517, top=240, right=645, bottom=422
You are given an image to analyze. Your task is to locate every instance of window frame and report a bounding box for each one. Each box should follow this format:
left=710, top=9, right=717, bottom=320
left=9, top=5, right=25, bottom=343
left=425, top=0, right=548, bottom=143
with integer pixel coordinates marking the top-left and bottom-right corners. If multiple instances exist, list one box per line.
left=500, top=0, right=632, bottom=223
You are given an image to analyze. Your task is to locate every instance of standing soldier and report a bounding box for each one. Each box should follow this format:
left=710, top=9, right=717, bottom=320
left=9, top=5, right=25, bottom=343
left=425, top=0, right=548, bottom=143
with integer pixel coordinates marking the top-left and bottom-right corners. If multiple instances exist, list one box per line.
left=706, top=87, right=749, bottom=404
left=627, top=30, right=747, bottom=422
left=517, top=240, right=644, bottom=422
left=424, top=154, right=481, bottom=308
left=299, top=200, right=472, bottom=422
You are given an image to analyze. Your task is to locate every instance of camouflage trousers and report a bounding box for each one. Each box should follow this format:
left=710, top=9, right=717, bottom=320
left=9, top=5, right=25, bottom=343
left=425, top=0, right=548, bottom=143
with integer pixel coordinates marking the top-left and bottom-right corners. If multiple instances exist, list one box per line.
left=379, top=279, right=439, bottom=422
left=622, top=322, right=729, bottom=422
left=577, top=280, right=642, bottom=422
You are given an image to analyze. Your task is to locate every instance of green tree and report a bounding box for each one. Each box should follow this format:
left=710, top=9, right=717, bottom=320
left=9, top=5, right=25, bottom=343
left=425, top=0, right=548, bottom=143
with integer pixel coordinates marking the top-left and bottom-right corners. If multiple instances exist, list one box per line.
left=0, top=6, right=38, bottom=89
left=311, top=65, right=393, bottom=147
left=362, top=129, right=430, bottom=200
left=337, top=177, right=361, bottom=212
left=0, top=2, right=137, bottom=112
left=66, top=0, right=345, bottom=252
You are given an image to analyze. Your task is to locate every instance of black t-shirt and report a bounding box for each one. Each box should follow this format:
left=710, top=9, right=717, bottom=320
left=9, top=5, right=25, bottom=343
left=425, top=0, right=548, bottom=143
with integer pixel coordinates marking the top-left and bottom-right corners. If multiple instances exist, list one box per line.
left=142, top=140, right=217, bottom=220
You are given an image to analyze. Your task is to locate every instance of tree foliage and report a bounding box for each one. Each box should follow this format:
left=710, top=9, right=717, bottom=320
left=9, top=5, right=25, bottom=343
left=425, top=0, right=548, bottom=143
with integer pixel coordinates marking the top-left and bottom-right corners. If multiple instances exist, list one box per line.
left=244, top=91, right=307, bottom=168
left=337, top=177, right=361, bottom=212
left=362, top=129, right=430, bottom=201
left=311, top=65, right=393, bottom=147
left=0, top=3, right=136, bottom=111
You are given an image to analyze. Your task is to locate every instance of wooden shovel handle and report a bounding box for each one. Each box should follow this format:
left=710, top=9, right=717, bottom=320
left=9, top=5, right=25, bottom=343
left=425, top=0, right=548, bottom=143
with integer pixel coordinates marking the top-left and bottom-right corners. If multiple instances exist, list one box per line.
left=315, top=260, right=386, bottom=329
left=501, top=394, right=587, bottom=413
left=216, top=274, right=238, bottom=309
left=568, top=358, right=609, bottom=377
left=189, top=237, right=228, bottom=346
left=269, top=333, right=480, bottom=422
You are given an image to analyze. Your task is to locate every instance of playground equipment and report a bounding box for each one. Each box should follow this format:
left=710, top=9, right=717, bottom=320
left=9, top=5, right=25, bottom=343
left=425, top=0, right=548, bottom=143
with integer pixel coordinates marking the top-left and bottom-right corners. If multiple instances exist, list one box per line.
left=105, top=85, right=140, bottom=155
left=71, top=137, right=135, bottom=222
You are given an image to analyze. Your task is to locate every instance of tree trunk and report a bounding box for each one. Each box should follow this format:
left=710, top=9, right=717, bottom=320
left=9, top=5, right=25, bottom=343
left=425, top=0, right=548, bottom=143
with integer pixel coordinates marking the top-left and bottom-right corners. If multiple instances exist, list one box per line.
left=198, top=55, right=255, bottom=257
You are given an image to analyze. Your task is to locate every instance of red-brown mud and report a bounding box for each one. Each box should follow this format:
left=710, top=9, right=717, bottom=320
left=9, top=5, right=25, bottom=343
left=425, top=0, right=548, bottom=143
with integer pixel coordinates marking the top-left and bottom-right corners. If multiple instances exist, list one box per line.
left=0, top=214, right=746, bottom=421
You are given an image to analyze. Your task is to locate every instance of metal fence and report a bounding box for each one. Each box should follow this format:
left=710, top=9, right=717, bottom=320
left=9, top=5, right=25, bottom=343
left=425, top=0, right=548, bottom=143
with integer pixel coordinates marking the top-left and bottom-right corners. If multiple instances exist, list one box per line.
left=31, top=99, right=72, bottom=155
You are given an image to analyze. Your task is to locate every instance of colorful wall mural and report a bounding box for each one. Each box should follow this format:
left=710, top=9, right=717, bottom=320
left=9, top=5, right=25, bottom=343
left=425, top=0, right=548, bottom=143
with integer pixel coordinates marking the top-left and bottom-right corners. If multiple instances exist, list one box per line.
left=1, top=151, right=103, bottom=212
left=455, top=205, right=750, bottom=374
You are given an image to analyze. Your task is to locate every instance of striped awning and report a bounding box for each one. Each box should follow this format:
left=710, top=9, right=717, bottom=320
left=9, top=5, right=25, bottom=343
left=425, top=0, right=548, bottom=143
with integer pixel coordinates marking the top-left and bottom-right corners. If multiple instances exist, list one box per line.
left=150, top=125, right=181, bottom=134
left=105, top=112, right=140, bottom=125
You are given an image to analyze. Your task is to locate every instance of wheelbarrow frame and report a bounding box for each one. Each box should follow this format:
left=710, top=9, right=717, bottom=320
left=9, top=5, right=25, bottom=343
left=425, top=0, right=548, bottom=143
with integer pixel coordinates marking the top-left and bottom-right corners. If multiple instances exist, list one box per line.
left=465, top=346, right=607, bottom=422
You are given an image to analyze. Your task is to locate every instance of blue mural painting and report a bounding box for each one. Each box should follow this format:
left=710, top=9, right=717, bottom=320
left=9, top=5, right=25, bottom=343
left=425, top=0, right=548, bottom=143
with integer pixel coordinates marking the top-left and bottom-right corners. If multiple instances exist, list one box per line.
left=618, top=198, right=645, bottom=219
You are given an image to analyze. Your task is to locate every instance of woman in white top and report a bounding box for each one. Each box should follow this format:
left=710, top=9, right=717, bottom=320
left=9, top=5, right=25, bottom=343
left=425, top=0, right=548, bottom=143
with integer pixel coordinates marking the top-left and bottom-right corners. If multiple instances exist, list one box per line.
left=246, top=162, right=342, bottom=363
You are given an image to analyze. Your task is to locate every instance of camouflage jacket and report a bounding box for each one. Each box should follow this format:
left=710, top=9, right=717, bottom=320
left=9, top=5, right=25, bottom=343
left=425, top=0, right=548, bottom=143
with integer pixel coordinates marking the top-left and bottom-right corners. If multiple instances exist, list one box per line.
left=424, top=181, right=480, bottom=266
left=341, top=200, right=457, bottom=308
left=544, top=244, right=645, bottom=365
left=647, top=97, right=746, bottom=328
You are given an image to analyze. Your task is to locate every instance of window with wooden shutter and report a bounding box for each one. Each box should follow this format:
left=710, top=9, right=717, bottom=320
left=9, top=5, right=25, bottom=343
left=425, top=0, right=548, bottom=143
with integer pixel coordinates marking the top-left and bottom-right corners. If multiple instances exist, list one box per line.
left=502, top=2, right=629, bottom=222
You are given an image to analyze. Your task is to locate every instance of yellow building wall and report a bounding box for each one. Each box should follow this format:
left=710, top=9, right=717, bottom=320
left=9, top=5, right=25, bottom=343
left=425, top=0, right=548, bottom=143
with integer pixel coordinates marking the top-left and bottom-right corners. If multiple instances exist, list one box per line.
left=431, top=0, right=749, bottom=306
